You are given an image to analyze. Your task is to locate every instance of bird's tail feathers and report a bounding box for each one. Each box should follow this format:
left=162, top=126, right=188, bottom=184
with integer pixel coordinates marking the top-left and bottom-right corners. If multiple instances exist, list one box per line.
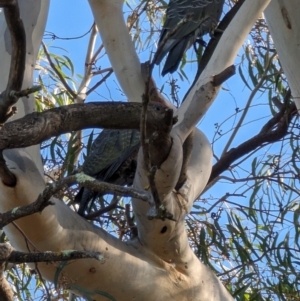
left=161, top=38, right=189, bottom=76
left=154, top=39, right=177, bottom=65
left=76, top=187, right=99, bottom=216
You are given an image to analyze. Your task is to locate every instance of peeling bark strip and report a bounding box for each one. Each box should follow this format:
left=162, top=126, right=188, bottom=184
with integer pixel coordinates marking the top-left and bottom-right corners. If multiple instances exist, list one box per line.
left=0, top=102, right=173, bottom=150
left=140, top=61, right=174, bottom=218
left=0, top=0, right=26, bottom=123
left=0, top=0, right=40, bottom=185
left=281, top=6, right=292, bottom=29
left=0, top=243, right=13, bottom=301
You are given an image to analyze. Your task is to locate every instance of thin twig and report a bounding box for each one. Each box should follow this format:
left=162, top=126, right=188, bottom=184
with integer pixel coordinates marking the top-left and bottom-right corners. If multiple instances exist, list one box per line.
left=75, top=173, right=150, bottom=202
left=86, top=70, right=113, bottom=96
left=11, top=222, right=40, bottom=252
left=92, top=67, right=113, bottom=76
left=83, top=195, right=120, bottom=219
left=221, top=53, right=277, bottom=156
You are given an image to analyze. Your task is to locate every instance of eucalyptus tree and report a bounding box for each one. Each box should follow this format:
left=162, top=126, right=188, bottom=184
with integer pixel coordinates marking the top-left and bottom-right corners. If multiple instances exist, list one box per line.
left=0, top=1, right=299, bottom=300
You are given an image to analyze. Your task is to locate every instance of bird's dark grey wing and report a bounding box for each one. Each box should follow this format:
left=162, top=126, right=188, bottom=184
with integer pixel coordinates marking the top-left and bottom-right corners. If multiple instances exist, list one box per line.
left=75, top=129, right=140, bottom=216
left=155, top=0, right=224, bottom=75
left=196, top=0, right=224, bottom=36
left=155, top=0, right=213, bottom=64
left=103, top=143, right=139, bottom=183
left=161, top=0, right=214, bottom=39
left=82, top=129, right=139, bottom=176
left=161, top=36, right=191, bottom=76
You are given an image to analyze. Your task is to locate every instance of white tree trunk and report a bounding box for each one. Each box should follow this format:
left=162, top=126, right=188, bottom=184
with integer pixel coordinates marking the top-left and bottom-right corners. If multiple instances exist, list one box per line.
left=265, top=0, right=300, bottom=110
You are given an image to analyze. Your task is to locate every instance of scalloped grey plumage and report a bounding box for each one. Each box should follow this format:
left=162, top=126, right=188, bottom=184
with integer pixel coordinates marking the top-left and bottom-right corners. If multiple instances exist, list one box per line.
left=75, top=129, right=140, bottom=216
left=155, top=0, right=225, bottom=76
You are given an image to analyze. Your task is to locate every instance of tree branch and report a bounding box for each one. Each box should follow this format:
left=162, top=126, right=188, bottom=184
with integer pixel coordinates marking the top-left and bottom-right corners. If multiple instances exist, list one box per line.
left=140, top=62, right=174, bottom=219
left=0, top=243, right=102, bottom=263
left=0, top=102, right=173, bottom=151
left=212, top=65, right=236, bottom=87
left=77, top=22, right=98, bottom=102
left=208, top=100, right=296, bottom=184
left=0, top=172, right=150, bottom=228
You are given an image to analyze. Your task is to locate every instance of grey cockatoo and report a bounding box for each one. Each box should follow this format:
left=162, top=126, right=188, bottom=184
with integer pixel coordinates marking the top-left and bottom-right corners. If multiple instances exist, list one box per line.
left=155, top=0, right=225, bottom=76
left=75, top=129, right=140, bottom=216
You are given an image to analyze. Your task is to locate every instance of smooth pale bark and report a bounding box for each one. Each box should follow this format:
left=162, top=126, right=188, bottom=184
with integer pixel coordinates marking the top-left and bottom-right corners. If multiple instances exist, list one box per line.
left=132, top=128, right=213, bottom=265
left=88, top=0, right=145, bottom=103
left=265, top=0, right=300, bottom=110
left=1, top=148, right=232, bottom=301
